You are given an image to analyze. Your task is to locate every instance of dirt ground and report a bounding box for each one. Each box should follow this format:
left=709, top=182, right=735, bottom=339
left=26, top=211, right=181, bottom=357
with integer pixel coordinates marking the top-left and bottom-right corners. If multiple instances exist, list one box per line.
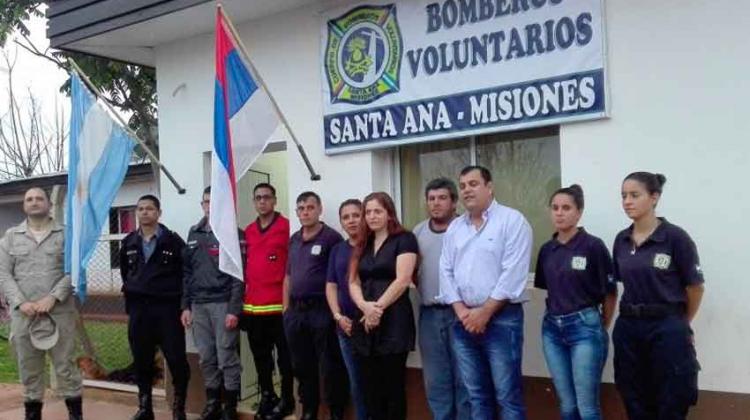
left=0, top=384, right=184, bottom=420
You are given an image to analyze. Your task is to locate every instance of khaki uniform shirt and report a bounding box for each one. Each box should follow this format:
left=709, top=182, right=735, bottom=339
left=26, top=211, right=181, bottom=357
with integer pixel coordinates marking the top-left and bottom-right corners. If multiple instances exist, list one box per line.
left=0, top=219, right=76, bottom=331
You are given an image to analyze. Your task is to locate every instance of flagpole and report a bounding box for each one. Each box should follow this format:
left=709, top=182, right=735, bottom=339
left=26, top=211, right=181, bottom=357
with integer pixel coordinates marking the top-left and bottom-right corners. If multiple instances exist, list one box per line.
left=217, top=4, right=322, bottom=181
left=68, top=59, right=187, bottom=194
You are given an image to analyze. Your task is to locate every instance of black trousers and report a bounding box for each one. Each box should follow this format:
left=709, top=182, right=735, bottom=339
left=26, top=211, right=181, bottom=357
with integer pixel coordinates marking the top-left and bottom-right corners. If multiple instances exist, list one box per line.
left=241, top=314, right=293, bottom=399
left=613, top=315, right=699, bottom=420
left=127, top=298, right=190, bottom=393
left=359, top=352, right=408, bottom=420
left=283, top=303, right=348, bottom=414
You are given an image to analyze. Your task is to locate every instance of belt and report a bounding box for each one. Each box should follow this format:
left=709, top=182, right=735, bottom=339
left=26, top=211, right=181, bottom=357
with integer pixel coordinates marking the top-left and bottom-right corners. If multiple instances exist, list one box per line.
left=289, top=297, right=327, bottom=311
left=619, top=303, right=684, bottom=318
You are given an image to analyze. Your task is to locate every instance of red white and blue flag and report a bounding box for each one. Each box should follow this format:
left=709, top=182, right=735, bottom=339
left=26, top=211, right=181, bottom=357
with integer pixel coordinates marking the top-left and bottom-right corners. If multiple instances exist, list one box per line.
left=212, top=9, right=279, bottom=279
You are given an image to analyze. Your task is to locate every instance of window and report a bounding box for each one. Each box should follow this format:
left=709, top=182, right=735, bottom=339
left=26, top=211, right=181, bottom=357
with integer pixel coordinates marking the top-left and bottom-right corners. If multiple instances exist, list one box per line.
left=400, top=138, right=471, bottom=229
left=399, top=126, right=560, bottom=259
left=109, top=207, right=136, bottom=268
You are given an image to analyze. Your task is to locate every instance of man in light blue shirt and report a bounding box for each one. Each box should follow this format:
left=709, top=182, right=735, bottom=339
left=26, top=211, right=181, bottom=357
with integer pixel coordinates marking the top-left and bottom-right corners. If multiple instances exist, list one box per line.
left=439, top=165, right=533, bottom=420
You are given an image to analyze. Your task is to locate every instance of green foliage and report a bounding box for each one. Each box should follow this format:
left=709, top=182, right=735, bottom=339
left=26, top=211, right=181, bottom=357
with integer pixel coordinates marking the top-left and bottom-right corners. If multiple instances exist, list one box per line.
left=61, top=53, right=159, bottom=157
left=0, top=1, right=43, bottom=46
left=0, top=1, right=158, bottom=156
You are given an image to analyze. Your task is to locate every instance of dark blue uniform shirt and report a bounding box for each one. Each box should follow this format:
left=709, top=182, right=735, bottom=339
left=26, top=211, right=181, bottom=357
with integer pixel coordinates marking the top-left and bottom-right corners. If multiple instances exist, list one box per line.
left=613, top=218, right=704, bottom=305
left=287, top=223, right=343, bottom=299
left=327, top=241, right=357, bottom=318
left=534, top=228, right=616, bottom=315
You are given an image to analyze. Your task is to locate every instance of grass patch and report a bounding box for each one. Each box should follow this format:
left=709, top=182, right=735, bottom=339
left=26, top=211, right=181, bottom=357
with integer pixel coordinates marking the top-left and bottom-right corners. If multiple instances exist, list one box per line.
left=0, top=319, right=132, bottom=384
left=81, top=320, right=132, bottom=371
left=0, top=338, right=19, bottom=383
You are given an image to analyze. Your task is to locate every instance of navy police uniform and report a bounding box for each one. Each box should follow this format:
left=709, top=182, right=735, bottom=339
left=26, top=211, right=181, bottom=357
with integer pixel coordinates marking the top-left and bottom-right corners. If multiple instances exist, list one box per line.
left=612, top=218, right=703, bottom=420
left=284, top=224, right=347, bottom=418
left=120, top=224, right=190, bottom=414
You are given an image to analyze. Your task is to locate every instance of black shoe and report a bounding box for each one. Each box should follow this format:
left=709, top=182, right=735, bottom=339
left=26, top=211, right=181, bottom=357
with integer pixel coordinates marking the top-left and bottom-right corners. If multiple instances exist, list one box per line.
left=267, top=396, right=295, bottom=420
left=256, top=390, right=279, bottom=419
left=172, top=385, right=187, bottom=420
left=222, top=389, right=239, bottom=420
left=65, top=396, right=83, bottom=420
left=24, top=400, right=42, bottom=420
left=131, top=390, right=154, bottom=420
left=200, top=387, right=223, bottom=420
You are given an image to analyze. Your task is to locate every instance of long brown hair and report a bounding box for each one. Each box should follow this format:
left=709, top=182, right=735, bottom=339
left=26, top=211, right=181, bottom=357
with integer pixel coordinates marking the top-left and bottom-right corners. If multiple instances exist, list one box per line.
left=348, top=192, right=405, bottom=282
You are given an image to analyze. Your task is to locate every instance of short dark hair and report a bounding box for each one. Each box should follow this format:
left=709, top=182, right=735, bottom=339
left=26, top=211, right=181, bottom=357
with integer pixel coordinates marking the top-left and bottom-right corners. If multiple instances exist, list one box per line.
left=253, top=182, right=276, bottom=196
left=550, top=184, right=585, bottom=210
left=624, top=172, right=667, bottom=195
left=296, top=191, right=321, bottom=205
left=137, top=194, right=161, bottom=210
left=424, top=177, right=458, bottom=202
left=338, top=198, right=362, bottom=216
left=203, top=186, right=211, bottom=195
left=25, top=187, right=50, bottom=201
left=459, top=165, right=492, bottom=183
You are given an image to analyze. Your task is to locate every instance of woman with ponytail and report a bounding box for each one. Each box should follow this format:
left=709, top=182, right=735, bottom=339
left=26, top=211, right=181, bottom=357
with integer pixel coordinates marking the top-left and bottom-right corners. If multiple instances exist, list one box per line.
left=535, top=184, right=617, bottom=420
left=612, top=172, right=704, bottom=419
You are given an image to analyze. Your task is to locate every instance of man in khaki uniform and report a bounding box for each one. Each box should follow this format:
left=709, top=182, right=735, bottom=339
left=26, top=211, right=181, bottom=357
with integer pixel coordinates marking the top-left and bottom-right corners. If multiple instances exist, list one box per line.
left=0, top=187, right=82, bottom=420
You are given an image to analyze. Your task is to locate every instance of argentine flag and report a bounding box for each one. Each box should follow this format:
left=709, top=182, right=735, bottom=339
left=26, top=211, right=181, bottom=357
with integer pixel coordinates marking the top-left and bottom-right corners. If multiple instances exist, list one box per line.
left=65, top=73, right=136, bottom=300
left=212, top=9, right=280, bottom=279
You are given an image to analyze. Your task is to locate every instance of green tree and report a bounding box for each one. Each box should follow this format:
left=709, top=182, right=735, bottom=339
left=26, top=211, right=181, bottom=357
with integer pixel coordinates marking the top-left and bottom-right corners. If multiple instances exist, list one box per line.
left=0, top=1, right=158, bottom=158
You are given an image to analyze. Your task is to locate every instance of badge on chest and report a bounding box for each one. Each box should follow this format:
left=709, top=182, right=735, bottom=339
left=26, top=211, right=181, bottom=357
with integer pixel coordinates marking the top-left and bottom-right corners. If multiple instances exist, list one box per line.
left=653, top=253, right=671, bottom=270
left=311, top=244, right=322, bottom=256
left=571, top=256, right=587, bottom=270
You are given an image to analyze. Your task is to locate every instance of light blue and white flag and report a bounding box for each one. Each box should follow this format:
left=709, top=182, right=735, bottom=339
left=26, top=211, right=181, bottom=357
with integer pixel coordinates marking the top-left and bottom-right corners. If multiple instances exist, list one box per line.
left=65, top=73, right=136, bottom=301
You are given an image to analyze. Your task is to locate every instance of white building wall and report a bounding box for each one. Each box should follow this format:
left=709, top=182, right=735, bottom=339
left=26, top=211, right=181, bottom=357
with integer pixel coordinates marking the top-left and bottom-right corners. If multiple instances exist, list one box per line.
left=154, top=0, right=750, bottom=393
left=554, top=0, right=750, bottom=393
left=111, top=178, right=158, bottom=209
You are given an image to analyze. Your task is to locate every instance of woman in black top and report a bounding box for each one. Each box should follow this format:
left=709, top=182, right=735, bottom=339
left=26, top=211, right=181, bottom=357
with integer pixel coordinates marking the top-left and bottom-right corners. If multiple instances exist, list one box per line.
left=534, top=184, right=617, bottom=420
left=349, top=192, right=419, bottom=420
left=612, top=172, right=705, bottom=420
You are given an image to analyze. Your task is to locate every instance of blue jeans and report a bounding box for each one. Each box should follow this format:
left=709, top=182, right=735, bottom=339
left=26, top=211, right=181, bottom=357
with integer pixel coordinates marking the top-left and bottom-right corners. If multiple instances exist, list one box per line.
left=338, top=330, right=368, bottom=420
left=418, top=305, right=471, bottom=420
left=451, top=303, right=526, bottom=420
left=542, top=307, right=608, bottom=420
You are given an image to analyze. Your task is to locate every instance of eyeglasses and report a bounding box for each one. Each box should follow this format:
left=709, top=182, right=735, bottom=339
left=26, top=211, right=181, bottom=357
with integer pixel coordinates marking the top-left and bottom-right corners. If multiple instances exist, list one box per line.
left=254, top=194, right=275, bottom=202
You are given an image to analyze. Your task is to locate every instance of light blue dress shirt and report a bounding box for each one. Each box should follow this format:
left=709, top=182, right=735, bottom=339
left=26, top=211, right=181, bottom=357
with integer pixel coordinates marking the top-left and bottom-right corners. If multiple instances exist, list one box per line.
left=439, top=200, right=532, bottom=307
left=140, top=225, right=163, bottom=262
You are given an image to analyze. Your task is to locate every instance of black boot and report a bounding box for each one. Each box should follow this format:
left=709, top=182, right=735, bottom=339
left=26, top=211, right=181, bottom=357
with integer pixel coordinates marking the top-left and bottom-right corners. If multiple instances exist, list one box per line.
left=200, top=387, right=223, bottom=420
left=131, top=389, right=154, bottom=420
left=267, top=394, right=295, bottom=420
left=65, top=396, right=83, bottom=420
left=222, top=389, right=239, bottom=420
left=256, top=390, right=279, bottom=419
left=24, top=400, right=42, bottom=420
left=172, top=385, right=187, bottom=420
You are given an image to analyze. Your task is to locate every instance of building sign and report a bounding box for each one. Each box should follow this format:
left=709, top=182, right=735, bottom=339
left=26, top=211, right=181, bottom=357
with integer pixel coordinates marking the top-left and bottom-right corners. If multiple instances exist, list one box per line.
left=321, top=0, right=608, bottom=154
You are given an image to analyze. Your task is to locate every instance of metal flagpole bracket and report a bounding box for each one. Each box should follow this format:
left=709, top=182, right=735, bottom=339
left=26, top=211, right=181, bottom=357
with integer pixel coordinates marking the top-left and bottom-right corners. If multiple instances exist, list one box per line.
left=68, top=59, right=187, bottom=194
left=217, top=3, right=322, bottom=181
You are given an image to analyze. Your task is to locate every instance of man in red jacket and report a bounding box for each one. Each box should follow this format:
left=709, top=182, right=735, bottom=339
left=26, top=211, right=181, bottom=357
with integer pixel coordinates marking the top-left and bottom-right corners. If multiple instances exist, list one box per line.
left=242, top=183, right=294, bottom=420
